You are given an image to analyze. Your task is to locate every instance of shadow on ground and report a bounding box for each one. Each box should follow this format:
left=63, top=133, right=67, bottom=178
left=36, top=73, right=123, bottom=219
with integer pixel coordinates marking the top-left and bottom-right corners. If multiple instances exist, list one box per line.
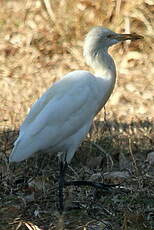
left=0, top=119, right=154, bottom=230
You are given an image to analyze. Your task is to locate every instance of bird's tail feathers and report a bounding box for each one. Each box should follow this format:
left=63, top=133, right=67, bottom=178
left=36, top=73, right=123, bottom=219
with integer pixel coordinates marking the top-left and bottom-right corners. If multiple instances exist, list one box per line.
left=9, top=136, right=38, bottom=162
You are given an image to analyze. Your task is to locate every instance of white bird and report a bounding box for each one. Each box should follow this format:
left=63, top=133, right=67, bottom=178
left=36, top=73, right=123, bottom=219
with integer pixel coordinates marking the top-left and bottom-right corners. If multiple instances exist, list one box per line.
left=9, top=27, right=143, bottom=212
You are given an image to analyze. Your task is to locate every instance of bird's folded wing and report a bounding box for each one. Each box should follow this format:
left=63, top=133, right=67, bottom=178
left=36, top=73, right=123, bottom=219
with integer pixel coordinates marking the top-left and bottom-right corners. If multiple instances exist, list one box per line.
left=19, top=71, right=98, bottom=142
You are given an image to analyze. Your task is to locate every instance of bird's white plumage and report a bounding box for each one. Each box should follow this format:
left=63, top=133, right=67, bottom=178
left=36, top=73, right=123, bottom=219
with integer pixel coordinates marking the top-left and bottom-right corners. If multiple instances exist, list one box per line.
left=9, top=27, right=142, bottom=164
left=10, top=69, right=113, bottom=162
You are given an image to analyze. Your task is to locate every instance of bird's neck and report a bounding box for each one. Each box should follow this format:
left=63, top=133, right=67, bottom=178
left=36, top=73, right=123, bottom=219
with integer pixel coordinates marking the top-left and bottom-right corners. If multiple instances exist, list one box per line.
left=85, top=48, right=116, bottom=83
left=84, top=48, right=117, bottom=111
left=84, top=48, right=117, bottom=108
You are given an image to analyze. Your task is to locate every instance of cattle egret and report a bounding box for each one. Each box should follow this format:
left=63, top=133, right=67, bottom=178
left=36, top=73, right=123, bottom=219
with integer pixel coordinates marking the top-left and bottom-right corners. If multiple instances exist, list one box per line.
left=9, top=27, right=143, bottom=212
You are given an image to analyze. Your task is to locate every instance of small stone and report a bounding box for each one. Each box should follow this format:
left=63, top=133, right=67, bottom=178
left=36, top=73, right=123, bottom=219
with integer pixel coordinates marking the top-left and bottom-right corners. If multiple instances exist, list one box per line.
left=86, top=156, right=103, bottom=169
left=119, top=152, right=132, bottom=171
left=145, top=152, right=154, bottom=166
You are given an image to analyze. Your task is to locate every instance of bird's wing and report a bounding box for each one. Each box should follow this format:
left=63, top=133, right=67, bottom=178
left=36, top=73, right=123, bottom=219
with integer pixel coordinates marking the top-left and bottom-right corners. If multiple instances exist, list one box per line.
left=10, top=70, right=101, bottom=162
left=20, top=82, right=59, bottom=135
left=19, top=71, right=99, bottom=139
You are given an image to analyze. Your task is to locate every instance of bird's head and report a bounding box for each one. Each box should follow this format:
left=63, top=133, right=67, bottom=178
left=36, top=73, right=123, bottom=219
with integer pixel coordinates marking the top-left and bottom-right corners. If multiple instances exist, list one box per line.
left=84, top=26, right=143, bottom=54
left=83, top=26, right=143, bottom=70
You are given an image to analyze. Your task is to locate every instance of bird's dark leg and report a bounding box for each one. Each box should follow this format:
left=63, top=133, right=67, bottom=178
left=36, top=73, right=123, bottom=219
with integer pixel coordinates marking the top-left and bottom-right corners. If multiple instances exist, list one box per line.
left=59, top=160, right=68, bottom=214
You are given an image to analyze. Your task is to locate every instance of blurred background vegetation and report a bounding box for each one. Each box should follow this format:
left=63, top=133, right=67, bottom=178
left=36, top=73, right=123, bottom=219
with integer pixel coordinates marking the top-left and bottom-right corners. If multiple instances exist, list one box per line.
left=0, top=0, right=153, bottom=130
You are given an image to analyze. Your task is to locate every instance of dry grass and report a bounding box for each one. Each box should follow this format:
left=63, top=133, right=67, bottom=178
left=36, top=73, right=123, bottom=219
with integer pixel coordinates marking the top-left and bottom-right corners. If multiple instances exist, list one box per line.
left=0, top=0, right=153, bottom=128
left=0, top=0, right=154, bottom=229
